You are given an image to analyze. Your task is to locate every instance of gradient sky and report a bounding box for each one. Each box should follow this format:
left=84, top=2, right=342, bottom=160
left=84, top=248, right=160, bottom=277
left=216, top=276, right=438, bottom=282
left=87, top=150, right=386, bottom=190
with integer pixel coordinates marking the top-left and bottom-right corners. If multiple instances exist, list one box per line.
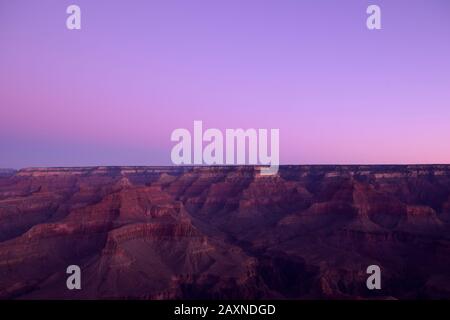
left=1, top=0, right=450, bottom=168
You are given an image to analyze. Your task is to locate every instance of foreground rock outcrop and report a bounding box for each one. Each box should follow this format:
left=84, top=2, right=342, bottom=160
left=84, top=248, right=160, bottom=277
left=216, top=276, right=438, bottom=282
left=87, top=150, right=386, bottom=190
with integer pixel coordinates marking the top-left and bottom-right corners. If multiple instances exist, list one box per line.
left=1, top=165, right=450, bottom=299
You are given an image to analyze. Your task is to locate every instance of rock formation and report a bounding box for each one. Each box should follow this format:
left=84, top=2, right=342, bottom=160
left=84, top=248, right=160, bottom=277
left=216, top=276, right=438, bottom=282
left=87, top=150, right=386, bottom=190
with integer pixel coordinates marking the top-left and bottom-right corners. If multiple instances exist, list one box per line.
left=1, top=165, right=450, bottom=299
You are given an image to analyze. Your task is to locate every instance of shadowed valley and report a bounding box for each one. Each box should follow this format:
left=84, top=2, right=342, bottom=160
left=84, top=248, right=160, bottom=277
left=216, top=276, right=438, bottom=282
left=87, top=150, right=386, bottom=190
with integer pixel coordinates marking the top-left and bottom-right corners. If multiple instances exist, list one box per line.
left=1, top=165, right=450, bottom=299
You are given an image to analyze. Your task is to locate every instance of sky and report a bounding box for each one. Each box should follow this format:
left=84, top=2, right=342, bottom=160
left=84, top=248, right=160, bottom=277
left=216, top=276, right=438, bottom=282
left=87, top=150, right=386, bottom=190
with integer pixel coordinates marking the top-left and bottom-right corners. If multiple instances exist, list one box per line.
left=1, top=0, right=450, bottom=168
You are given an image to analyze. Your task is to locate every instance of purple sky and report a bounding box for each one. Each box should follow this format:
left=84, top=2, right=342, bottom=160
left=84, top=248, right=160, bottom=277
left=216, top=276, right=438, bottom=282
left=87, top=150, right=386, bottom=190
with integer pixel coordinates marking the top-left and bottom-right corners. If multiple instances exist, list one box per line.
left=1, top=0, right=450, bottom=168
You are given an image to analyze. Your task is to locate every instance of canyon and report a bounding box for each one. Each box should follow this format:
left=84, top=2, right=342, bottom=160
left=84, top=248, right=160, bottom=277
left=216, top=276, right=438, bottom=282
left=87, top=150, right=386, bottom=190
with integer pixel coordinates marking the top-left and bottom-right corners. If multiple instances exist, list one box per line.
left=0, top=165, right=450, bottom=299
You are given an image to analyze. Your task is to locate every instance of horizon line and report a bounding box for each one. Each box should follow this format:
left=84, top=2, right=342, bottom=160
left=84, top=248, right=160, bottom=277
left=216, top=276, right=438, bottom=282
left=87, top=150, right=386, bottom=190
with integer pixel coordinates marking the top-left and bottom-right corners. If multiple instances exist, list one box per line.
left=3, top=163, right=450, bottom=171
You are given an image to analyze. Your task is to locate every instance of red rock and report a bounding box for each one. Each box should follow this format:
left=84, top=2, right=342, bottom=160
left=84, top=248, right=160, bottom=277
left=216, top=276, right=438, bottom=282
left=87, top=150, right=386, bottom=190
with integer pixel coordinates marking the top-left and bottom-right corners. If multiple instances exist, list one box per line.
left=0, top=165, right=450, bottom=299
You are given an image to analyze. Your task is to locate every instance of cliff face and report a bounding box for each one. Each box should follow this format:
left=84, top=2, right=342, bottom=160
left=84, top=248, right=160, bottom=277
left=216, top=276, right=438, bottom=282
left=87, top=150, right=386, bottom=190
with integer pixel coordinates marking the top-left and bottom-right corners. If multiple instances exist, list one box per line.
left=1, top=165, right=450, bottom=299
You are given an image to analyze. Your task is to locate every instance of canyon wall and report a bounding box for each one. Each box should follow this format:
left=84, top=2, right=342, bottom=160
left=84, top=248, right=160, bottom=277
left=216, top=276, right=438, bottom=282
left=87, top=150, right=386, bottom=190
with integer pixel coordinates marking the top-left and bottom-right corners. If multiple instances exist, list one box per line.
left=1, top=165, right=450, bottom=299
